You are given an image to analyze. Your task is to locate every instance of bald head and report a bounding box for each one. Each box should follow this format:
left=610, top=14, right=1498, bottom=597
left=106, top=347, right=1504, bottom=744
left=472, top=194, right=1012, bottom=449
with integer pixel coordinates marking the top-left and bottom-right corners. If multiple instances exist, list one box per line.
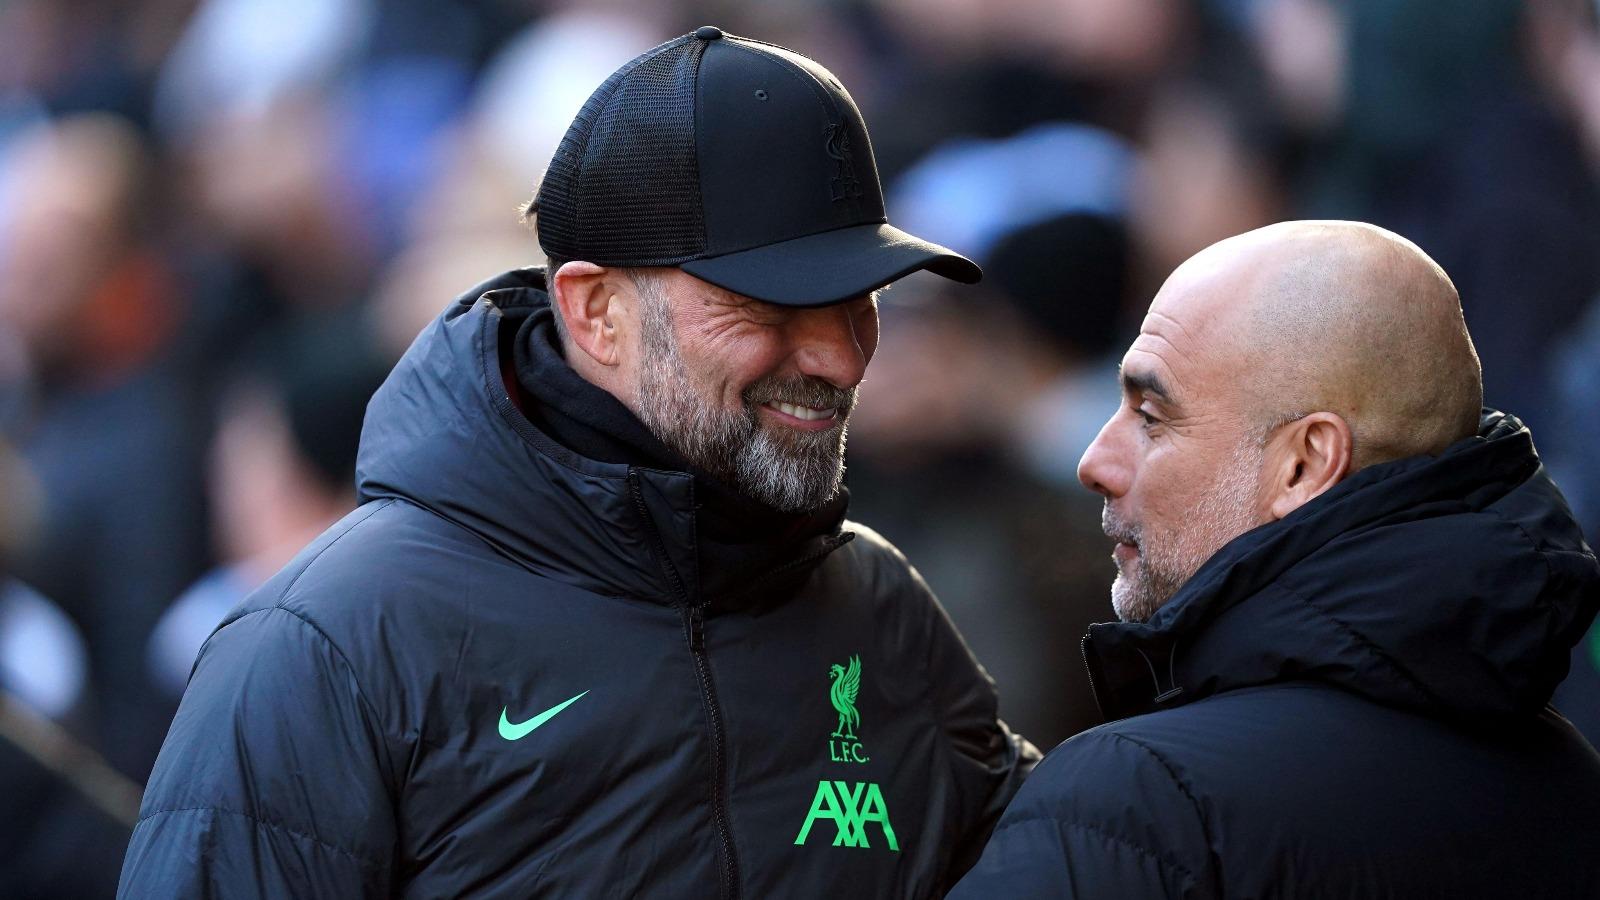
left=1154, top=220, right=1482, bottom=470
left=1078, top=220, right=1482, bottom=622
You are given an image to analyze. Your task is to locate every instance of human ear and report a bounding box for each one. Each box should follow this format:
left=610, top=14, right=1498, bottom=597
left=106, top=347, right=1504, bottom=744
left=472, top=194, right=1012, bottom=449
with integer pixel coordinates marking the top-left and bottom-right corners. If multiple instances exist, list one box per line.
left=550, top=261, right=627, bottom=367
left=1265, top=412, right=1353, bottom=520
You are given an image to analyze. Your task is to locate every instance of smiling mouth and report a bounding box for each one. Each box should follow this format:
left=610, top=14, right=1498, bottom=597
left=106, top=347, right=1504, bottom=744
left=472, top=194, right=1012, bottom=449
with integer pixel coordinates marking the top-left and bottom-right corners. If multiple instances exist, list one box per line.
left=762, top=400, right=839, bottom=422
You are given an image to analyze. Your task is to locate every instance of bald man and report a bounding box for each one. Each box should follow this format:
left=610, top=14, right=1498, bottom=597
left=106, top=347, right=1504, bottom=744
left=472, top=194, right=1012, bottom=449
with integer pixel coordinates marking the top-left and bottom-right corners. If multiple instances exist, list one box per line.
left=950, top=221, right=1600, bottom=898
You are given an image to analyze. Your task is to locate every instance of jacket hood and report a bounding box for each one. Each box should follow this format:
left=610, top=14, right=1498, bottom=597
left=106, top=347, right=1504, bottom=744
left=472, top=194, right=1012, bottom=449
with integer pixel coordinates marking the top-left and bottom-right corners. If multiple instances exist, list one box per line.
left=355, top=269, right=847, bottom=606
left=1085, top=410, right=1600, bottom=723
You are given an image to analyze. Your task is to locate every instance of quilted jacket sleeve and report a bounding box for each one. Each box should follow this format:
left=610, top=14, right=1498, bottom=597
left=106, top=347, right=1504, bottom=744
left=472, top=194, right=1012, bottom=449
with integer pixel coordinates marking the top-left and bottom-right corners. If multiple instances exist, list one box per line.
left=946, top=728, right=1217, bottom=899
left=118, top=606, right=399, bottom=898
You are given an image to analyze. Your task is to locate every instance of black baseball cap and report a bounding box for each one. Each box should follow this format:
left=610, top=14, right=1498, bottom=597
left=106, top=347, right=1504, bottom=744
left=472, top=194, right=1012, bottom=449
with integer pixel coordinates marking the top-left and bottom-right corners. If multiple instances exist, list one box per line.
left=533, top=26, right=981, bottom=307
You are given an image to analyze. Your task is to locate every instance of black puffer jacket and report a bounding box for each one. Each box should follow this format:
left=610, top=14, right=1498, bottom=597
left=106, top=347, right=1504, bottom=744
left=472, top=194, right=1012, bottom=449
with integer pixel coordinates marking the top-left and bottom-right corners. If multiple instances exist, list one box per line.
left=950, top=411, right=1600, bottom=899
left=119, top=270, right=1036, bottom=898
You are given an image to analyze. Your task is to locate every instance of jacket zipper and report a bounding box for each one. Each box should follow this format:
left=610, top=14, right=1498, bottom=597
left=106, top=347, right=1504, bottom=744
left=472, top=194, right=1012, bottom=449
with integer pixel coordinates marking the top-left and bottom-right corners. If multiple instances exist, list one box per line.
left=628, top=472, right=742, bottom=900
left=682, top=603, right=740, bottom=900
left=1081, top=632, right=1109, bottom=722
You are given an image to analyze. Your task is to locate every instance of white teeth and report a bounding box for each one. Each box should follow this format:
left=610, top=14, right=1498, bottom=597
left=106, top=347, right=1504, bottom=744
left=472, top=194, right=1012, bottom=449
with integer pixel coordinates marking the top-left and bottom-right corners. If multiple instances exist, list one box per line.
left=767, top=400, right=835, bottom=421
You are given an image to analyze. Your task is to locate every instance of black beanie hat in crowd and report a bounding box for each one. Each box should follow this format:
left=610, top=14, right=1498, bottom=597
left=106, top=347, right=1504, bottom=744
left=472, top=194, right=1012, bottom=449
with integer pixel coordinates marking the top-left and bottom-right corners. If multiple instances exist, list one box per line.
left=533, top=26, right=982, bottom=307
left=987, top=212, right=1129, bottom=360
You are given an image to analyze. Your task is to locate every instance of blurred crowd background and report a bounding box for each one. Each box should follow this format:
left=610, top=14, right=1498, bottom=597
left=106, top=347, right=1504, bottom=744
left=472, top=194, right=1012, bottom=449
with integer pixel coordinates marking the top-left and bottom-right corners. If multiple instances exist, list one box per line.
left=2, top=0, right=1599, bottom=893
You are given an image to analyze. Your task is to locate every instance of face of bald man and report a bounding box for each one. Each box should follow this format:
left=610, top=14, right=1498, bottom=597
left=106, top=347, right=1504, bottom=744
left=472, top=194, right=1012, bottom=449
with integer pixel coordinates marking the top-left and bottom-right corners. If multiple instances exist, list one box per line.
left=1077, top=248, right=1274, bottom=623
left=1077, top=220, right=1477, bottom=623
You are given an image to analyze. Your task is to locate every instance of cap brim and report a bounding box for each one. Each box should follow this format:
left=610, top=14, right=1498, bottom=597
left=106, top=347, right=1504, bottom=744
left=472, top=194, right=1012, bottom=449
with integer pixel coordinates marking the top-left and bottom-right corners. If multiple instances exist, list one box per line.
left=678, top=223, right=982, bottom=307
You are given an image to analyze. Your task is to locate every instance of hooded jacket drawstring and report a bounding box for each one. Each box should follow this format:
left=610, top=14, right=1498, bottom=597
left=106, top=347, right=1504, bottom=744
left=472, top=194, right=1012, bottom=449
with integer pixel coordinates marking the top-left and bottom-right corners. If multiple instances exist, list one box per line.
left=1135, top=642, right=1184, bottom=705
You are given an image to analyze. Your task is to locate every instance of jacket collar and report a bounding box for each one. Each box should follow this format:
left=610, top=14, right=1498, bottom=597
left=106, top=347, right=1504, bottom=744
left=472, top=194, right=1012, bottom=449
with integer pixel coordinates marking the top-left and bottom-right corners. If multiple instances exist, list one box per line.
left=356, top=269, right=848, bottom=608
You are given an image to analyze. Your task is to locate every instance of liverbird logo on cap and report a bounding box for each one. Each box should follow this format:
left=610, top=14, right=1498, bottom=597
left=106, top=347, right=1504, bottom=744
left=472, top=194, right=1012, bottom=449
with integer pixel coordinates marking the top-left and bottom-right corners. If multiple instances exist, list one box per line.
left=825, top=123, right=862, bottom=203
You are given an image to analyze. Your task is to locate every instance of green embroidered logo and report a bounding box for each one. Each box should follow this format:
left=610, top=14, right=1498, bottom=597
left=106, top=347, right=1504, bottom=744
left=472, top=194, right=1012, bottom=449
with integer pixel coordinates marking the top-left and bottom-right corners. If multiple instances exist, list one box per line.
left=828, top=655, right=869, bottom=764
left=794, top=780, right=899, bottom=851
left=796, top=656, right=897, bottom=851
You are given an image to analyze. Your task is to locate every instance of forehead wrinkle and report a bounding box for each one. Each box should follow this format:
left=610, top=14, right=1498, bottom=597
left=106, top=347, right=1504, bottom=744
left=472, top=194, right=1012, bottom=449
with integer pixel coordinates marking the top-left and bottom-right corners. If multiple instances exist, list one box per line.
left=1136, top=329, right=1195, bottom=368
left=1127, top=330, right=1196, bottom=398
left=1119, top=349, right=1184, bottom=408
left=1138, top=315, right=1204, bottom=374
left=1145, top=309, right=1201, bottom=350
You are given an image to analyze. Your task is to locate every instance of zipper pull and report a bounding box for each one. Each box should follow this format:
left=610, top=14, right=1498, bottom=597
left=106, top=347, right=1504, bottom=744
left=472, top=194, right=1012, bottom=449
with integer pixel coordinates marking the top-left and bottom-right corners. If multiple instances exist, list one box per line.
left=685, top=604, right=706, bottom=652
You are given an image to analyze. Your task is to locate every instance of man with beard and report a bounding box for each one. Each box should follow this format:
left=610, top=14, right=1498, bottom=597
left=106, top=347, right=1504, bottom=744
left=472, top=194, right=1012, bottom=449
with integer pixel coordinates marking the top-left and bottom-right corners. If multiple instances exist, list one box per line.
left=951, top=220, right=1600, bottom=898
left=120, top=27, right=1037, bottom=899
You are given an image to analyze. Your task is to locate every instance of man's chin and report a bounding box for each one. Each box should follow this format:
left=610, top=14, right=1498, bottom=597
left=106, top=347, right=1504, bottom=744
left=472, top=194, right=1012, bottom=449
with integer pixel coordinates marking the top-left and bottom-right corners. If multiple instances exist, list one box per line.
left=1110, top=574, right=1161, bottom=624
left=729, top=433, right=847, bottom=513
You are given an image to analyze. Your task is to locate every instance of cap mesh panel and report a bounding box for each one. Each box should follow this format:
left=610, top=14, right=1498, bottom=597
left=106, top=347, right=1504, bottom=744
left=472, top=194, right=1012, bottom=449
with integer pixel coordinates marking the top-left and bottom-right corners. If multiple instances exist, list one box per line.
left=536, top=36, right=706, bottom=266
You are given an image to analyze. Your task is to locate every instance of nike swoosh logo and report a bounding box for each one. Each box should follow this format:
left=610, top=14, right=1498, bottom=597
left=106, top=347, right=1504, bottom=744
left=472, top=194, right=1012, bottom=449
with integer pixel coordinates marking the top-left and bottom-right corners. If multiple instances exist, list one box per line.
left=499, top=690, right=589, bottom=741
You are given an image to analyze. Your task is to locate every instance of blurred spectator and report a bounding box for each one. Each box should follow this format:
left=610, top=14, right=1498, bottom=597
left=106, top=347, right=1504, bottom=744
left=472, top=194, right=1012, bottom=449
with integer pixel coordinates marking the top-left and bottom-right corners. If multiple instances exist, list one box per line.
left=148, top=326, right=388, bottom=699
left=986, top=214, right=1129, bottom=484
left=0, top=581, right=129, bottom=899
left=1546, top=298, right=1600, bottom=544
left=468, top=8, right=667, bottom=193
left=0, top=114, right=207, bottom=779
left=1, top=439, right=130, bottom=898
left=366, top=232, right=533, bottom=360
left=0, top=0, right=194, bottom=128
left=892, top=121, right=1135, bottom=264
left=849, top=287, right=1112, bottom=750
left=1129, top=77, right=1286, bottom=288
left=170, top=96, right=379, bottom=371
left=867, top=124, right=1150, bottom=746
left=1526, top=0, right=1600, bottom=170
left=152, top=0, right=373, bottom=136
left=1548, top=294, right=1600, bottom=744
left=1249, top=0, right=1600, bottom=428
left=866, top=0, right=1201, bottom=175
left=848, top=213, right=1138, bottom=748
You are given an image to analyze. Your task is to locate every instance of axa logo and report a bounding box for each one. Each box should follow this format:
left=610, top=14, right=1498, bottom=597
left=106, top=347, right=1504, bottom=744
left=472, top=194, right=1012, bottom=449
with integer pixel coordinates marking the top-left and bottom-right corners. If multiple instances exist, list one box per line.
left=793, top=780, right=899, bottom=851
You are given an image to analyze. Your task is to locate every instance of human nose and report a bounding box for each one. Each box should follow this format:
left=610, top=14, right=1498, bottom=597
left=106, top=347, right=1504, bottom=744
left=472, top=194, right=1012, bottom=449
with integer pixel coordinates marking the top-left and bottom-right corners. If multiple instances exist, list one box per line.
left=787, top=302, right=874, bottom=389
left=1078, top=413, right=1132, bottom=499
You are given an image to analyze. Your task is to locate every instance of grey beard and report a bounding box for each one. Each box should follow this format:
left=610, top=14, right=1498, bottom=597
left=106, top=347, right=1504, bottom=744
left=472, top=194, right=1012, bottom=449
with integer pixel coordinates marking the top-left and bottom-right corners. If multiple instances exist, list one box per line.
left=632, top=287, right=854, bottom=513
left=1104, top=436, right=1265, bottom=624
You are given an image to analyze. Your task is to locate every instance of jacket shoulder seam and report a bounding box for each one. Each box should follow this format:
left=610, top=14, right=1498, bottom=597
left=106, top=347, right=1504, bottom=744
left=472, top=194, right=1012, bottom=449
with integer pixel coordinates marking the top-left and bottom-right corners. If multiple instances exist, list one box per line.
left=1277, top=579, right=1437, bottom=708
left=1481, top=503, right=1557, bottom=600
left=1101, top=731, right=1208, bottom=821
left=276, top=499, right=395, bottom=599
left=991, top=813, right=1198, bottom=883
left=226, top=500, right=405, bottom=785
left=134, top=805, right=387, bottom=871
left=371, top=496, right=636, bottom=601
left=230, top=604, right=404, bottom=786
left=1098, top=731, right=1218, bottom=888
left=258, top=499, right=393, bottom=740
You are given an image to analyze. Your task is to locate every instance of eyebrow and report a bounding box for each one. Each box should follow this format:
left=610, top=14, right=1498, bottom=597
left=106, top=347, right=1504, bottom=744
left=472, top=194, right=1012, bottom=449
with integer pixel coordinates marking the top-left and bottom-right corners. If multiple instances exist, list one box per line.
left=1120, top=366, right=1177, bottom=405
